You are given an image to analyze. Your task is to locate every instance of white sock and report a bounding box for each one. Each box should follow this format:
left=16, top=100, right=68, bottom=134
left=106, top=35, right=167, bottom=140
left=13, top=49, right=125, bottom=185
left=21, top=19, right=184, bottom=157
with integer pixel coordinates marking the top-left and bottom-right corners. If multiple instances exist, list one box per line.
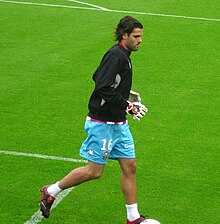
left=126, top=203, right=140, bottom=221
left=47, top=182, right=62, bottom=197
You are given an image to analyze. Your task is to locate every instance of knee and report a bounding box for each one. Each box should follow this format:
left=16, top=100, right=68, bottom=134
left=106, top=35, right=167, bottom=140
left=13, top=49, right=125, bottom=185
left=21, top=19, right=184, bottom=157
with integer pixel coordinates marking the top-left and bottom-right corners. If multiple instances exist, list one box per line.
left=129, top=161, right=137, bottom=175
left=123, top=160, right=137, bottom=177
left=86, top=167, right=103, bottom=180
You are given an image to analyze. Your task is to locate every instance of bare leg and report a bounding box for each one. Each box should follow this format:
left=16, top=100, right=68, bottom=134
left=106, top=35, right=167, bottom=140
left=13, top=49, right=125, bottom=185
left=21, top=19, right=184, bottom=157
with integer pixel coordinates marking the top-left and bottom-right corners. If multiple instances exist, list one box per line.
left=58, top=161, right=105, bottom=190
left=118, top=158, right=137, bottom=204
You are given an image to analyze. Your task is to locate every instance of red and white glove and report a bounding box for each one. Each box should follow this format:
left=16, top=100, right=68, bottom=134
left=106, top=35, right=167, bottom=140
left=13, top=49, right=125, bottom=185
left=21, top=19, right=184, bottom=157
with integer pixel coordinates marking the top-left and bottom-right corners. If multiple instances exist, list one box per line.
left=128, top=90, right=141, bottom=103
left=126, top=102, right=148, bottom=121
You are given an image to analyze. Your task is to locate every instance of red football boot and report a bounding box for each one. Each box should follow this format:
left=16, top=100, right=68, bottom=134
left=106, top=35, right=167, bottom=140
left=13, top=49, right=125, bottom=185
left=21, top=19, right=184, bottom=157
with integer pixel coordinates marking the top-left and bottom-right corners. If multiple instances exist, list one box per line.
left=39, top=185, right=55, bottom=218
left=127, top=215, right=147, bottom=224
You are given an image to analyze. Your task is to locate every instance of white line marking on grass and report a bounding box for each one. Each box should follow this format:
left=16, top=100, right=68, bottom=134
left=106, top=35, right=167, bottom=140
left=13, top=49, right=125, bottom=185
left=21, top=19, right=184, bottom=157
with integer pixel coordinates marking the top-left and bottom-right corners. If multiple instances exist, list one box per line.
left=0, top=150, right=87, bottom=163
left=0, top=0, right=101, bottom=11
left=24, top=187, right=74, bottom=224
left=68, top=0, right=110, bottom=11
left=0, top=150, right=83, bottom=223
left=0, top=0, right=219, bottom=22
left=110, top=9, right=220, bottom=22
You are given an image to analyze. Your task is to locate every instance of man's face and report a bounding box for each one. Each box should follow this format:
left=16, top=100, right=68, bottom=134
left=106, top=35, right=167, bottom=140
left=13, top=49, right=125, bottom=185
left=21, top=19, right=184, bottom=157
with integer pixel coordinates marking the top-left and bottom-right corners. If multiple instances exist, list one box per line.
left=122, top=28, right=143, bottom=51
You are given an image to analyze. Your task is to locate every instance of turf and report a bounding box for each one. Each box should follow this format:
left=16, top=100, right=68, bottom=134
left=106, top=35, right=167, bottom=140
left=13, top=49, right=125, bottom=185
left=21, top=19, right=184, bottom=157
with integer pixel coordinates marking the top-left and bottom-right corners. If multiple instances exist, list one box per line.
left=0, top=0, right=219, bottom=223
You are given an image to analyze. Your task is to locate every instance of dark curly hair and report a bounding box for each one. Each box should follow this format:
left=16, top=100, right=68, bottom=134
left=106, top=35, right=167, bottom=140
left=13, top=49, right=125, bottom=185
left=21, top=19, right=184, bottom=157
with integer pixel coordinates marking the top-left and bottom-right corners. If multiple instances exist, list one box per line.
left=114, top=16, right=143, bottom=42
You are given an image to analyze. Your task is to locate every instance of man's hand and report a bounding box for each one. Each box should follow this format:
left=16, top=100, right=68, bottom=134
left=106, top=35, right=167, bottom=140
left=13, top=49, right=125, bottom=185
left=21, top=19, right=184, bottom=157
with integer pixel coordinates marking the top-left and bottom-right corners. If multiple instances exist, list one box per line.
left=126, top=102, right=148, bottom=121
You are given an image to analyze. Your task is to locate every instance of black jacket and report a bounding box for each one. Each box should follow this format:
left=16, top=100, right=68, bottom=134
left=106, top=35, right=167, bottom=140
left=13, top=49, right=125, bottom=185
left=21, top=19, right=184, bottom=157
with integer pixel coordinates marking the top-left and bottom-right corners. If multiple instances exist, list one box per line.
left=88, top=43, right=132, bottom=122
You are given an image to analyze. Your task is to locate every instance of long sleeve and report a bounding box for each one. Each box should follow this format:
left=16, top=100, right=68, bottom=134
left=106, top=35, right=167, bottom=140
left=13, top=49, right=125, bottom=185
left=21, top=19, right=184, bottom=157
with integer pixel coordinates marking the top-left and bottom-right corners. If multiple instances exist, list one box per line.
left=88, top=44, right=132, bottom=122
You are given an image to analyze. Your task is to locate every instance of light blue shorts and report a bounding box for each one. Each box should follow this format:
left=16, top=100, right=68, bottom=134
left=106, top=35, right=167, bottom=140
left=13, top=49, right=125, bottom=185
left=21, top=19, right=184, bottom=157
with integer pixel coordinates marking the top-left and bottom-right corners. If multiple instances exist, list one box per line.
left=80, top=119, right=135, bottom=164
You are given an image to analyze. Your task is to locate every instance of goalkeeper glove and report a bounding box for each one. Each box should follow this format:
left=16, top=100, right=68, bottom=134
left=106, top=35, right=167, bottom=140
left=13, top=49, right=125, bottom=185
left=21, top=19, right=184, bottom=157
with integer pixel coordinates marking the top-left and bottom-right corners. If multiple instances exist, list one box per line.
left=126, top=102, right=148, bottom=121
left=129, top=90, right=141, bottom=103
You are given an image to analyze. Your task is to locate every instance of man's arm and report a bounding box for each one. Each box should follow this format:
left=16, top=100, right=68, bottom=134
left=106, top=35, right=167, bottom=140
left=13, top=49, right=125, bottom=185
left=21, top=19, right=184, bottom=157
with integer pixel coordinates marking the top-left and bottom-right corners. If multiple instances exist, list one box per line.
left=93, top=53, right=128, bottom=110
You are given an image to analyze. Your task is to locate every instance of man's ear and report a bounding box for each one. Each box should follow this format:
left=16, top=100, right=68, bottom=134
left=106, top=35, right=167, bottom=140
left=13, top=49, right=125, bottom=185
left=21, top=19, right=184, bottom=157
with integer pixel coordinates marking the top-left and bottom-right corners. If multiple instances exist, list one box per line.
left=122, top=33, right=128, bottom=40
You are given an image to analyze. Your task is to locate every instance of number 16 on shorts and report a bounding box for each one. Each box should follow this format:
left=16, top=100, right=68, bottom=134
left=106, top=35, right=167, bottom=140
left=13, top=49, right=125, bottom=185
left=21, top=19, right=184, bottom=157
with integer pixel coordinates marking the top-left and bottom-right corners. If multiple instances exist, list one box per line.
left=101, top=139, right=112, bottom=151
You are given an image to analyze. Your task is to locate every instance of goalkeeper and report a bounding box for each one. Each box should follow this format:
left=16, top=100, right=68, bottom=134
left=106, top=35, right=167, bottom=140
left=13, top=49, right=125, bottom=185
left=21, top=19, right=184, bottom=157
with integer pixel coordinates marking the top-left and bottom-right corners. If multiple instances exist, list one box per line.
left=39, top=16, right=158, bottom=224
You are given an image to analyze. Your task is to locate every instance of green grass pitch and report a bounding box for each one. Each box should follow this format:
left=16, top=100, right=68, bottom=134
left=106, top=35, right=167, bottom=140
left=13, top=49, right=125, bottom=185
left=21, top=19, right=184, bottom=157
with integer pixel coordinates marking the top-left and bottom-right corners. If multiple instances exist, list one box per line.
left=0, top=0, right=219, bottom=223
